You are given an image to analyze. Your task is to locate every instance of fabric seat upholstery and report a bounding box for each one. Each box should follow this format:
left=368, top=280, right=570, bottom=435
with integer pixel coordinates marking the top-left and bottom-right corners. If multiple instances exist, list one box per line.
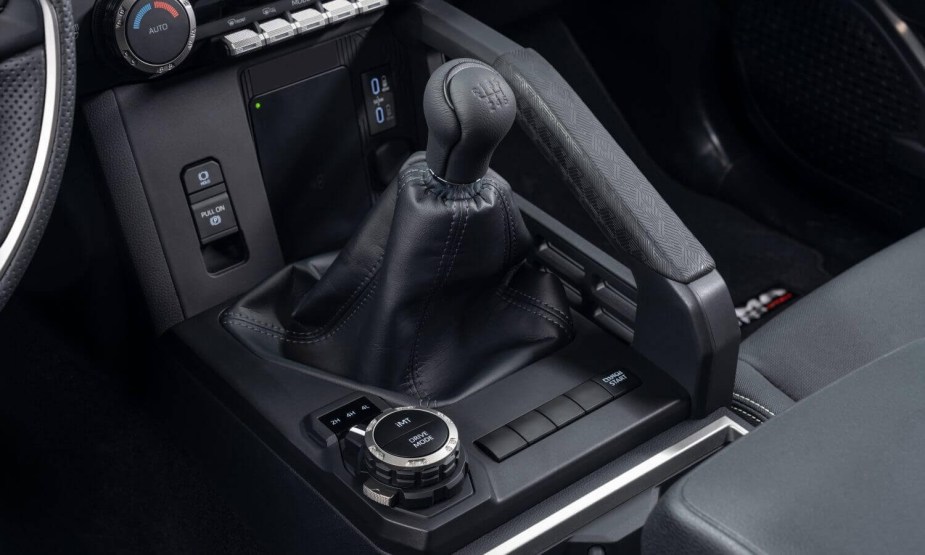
left=730, top=228, right=925, bottom=424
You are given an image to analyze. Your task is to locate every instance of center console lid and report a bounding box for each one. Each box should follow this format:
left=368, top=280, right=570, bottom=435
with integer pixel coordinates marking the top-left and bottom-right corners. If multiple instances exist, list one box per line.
left=643, top=339, right=925, bottom=553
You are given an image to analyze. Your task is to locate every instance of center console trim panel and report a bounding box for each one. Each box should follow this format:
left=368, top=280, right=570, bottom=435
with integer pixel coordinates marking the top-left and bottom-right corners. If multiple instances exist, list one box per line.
left=397, top=0, right=740, bottom=417
left=484, top=416, right=748, bottom=554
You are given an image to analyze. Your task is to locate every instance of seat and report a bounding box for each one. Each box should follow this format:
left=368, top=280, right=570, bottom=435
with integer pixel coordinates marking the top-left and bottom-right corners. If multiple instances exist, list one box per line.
left=729, top=228, right=925, bottom=424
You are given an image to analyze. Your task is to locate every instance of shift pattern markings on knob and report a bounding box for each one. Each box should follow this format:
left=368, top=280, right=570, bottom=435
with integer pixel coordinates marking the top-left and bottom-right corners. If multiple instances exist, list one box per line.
left=471, top=78, right=511, bottom=112
left=424, top=59, right=517, bottom=183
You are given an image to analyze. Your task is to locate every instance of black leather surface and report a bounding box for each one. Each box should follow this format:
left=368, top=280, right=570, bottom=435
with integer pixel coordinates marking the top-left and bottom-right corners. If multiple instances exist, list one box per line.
left=0, top=0, right=75, bottom=312
left=492, top=48, right=715, bottom=284
left=223, top=153, right=574, bottom=402
left=0, top=46, right=43, bottom=244
left=424, top=59, right=515, bottom=184
left=644, top=338, right=925, bottom=554
left=738, top=228, right=925, bottom=404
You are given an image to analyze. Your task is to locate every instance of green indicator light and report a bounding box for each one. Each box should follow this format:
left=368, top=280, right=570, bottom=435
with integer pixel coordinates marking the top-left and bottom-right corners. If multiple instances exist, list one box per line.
left=254, top=101, right=262, bottom=110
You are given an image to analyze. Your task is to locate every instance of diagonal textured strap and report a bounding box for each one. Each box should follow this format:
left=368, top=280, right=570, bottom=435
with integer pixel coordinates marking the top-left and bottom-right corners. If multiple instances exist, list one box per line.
left=494, top=48, right=715, bottom=284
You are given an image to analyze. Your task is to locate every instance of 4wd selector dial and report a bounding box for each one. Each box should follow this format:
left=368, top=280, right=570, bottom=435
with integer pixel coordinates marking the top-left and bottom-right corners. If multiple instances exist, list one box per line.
left=361, top=407, right=467, bottom=509
left=103, top=0, right=196, bottom=74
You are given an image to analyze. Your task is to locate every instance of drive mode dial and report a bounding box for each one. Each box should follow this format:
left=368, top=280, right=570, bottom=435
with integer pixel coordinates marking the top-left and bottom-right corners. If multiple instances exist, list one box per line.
left=104, top=0, right=196, bottom=74
left=361, top=407, right=467, bottom=509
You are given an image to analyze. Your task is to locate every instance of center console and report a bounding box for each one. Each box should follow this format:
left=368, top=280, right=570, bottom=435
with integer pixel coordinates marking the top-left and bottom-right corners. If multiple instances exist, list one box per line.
left=79, top=0, right=749, bottom=552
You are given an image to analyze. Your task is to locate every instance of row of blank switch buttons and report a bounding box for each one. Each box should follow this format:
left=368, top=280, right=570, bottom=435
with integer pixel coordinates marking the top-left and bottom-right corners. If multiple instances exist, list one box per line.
left=476, top=370, right=640, bottom=462
left=223, top=0, right=388, bottom=57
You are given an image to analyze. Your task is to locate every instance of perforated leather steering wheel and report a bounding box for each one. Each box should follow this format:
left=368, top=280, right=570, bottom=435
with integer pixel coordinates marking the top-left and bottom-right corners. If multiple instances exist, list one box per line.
left=0, top=0, right=75, bottom=311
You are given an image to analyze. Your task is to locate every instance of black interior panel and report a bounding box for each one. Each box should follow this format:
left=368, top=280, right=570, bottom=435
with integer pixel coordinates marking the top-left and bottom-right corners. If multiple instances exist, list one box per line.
left=250, top=66, right=372, bottom=260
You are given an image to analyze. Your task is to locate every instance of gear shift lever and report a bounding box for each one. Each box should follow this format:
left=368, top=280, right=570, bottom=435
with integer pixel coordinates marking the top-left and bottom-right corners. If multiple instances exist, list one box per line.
left=424, top=60, right=515, bottom=184
left=223, top=60, right=574, bottom=402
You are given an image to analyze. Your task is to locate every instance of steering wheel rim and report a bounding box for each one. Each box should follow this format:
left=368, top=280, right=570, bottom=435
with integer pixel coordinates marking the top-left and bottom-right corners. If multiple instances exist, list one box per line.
left=0, top=0, right=75, bottom=311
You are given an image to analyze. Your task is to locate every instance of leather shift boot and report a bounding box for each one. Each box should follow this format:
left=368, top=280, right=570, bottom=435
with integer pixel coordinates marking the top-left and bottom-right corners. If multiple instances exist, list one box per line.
left=223, top=153, right=574, bottom=402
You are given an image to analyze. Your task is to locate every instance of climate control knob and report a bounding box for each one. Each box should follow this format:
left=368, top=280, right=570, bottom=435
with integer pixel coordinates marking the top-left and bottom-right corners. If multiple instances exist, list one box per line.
left=360, top=407, right=467, bottom=509
left=103, top=0, right=196, bottom=75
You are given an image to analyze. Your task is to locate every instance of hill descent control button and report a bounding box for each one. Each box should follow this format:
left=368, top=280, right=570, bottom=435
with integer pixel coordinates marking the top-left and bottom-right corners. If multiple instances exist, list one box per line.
left=183, top=160, right=224, bottom=194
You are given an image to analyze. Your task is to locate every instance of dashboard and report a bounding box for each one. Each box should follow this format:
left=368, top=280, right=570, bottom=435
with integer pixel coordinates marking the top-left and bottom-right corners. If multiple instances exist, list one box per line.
left=73, top=0, right=392, bottom=92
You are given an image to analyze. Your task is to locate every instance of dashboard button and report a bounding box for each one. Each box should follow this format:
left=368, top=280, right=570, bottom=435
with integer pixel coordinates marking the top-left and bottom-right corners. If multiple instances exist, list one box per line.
left=381, top=422, right=449, bottom=459
left=222, top=28, right=265, bottom=56
left=564, top=381, right=612, bottom=412
left=319, top=397, right=380, bottom=437
left=537, top=395, right=584, bottom=428
left=257, top=18, right=296, bottom=44
left=190, top=192, right=237, bottom=242
left=476, top=426, right=527, bottom=462
left=322, top=0, right=358, bottom=23
left=183, top=160, right=224, bottom=194
left=594, top=369, right=640, bottom=399
left=372, top=408, right=439, bottom=447
left=356, top=0, right=388, bottom=12
left=291, top=8, right=327, bottom=33
left=507, top=411, right=555, bottom=444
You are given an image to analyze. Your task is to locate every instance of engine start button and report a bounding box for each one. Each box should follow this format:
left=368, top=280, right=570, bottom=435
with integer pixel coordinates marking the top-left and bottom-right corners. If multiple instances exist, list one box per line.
left=372, top=409, right=449, bottom=458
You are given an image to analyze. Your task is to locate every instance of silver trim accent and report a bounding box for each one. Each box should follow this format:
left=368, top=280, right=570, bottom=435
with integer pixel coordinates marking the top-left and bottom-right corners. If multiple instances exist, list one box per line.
left=364, top=407, right=459, bottom=469
left=257, top=17, right=297, bottom=44
left=0, top=0, right=61, bottom=276
left=484, top=416, right=748, bottom=555
left=876, top=0, right=925, bottom=70
left=112, top=0, right=197, bottom=75
left=356, top=0, right=388, bottom=13
left=362, top=480, right=397, bottom=507
left=290, top=8, right=328, bottom=34
left=222, top=29, right=265, bottom=56
left=322, top=0, right=358, bottom=23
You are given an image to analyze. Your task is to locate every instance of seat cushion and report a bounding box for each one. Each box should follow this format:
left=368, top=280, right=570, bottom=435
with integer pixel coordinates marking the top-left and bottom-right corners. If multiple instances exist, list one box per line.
left=732, top=228, right=925, bottom=422
left=644, top=339, right=925, bottom=555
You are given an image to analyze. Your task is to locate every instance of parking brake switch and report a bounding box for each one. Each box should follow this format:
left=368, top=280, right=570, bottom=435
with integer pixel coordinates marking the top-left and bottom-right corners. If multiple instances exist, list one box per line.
left=190, top=193, right=238, bottom=243
left=182, top=159, right=240, bottom=244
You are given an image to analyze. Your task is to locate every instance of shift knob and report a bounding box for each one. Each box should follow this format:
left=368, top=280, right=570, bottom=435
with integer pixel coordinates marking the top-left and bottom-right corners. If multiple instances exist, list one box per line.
left=424, top=59, right=517, bottom=184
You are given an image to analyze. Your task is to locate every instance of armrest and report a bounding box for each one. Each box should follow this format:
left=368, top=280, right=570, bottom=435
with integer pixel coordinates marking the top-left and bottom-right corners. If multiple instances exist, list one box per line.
left=643, top=339, right=925, bottom=553
left=492, top=50, right=714, bottom=283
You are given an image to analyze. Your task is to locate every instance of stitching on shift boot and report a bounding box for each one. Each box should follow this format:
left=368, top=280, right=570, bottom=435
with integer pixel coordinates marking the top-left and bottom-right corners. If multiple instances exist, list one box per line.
left=484, top=181, right=513, bottom=266
left=404, top=200, right=462, bottom=400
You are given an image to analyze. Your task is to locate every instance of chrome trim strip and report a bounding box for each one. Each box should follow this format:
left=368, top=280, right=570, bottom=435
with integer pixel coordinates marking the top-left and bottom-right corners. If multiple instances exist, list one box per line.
left=877, top=0, right=925, bottom=71
left=0, top=0, right=61, bottom=275
left=485, top=416, right=748, bottom=555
